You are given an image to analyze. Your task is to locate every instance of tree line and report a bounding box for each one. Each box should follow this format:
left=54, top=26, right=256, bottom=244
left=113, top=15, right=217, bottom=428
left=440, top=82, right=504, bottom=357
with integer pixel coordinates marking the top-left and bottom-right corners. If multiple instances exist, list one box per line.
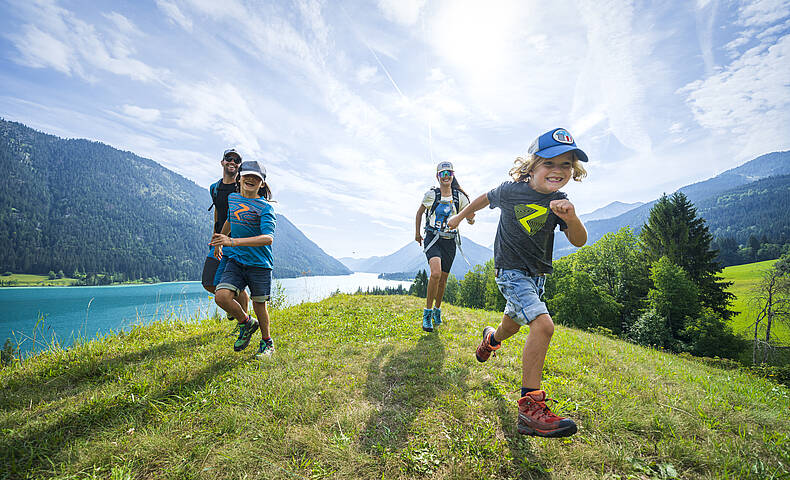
left=412, top=193, right=789, bottom=371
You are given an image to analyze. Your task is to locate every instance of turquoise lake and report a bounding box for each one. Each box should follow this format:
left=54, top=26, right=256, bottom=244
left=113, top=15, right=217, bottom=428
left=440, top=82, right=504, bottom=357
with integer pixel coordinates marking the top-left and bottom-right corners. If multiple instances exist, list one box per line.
left=0, top=272, right=411, bottom=356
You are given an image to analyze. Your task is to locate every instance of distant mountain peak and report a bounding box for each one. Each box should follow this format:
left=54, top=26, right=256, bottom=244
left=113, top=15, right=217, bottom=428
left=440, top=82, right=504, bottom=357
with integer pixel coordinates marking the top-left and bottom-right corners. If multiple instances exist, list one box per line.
left=580, top=201, right=645, bottom=222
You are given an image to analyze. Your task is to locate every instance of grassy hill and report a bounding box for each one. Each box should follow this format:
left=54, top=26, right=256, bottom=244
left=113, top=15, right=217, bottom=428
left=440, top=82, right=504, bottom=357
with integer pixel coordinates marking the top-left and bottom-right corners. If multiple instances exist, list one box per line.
left=1, top=295, right=788, bottom=479
left=722, top=259, right=787, bottom=342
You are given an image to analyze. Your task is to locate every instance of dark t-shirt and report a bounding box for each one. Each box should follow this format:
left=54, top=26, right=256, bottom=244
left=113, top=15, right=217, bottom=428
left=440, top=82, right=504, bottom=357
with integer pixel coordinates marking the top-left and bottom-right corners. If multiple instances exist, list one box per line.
left=212, top=180, right=237, bottom=233
left=487, top=181, right=568, bottom=275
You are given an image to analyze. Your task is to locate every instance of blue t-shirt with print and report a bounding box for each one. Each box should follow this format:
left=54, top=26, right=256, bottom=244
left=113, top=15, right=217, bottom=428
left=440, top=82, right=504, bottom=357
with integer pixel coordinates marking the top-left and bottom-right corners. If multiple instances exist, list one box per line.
left=226, top=193, right=276, bottom=269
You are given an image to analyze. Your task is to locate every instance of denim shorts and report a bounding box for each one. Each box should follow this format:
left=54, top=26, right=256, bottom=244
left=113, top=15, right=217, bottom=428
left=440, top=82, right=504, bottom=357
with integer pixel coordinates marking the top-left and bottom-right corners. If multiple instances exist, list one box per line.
left=494, top=269, right=549, bottom=326
left=216, top=258, right=272, bottom=302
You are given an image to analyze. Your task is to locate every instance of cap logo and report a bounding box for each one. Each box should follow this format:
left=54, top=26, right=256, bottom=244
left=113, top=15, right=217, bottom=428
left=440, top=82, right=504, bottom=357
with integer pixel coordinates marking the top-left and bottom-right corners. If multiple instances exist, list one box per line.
left=552, top=129, right=573, bottom=144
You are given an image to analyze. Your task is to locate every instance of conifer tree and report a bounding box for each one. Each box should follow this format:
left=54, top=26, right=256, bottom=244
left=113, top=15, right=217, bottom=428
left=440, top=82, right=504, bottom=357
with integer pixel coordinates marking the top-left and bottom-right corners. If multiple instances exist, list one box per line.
left=640, top=192, right=734, bottom=319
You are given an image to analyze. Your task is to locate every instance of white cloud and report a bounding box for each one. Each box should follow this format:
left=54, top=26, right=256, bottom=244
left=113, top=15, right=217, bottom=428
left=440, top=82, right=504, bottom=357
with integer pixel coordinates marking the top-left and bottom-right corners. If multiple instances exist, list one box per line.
left=356, top=65, right=378, bottom=84
left=8, top=25, right=75, bottom=75
left=6, top=1, right=163, bottom=83
left=169, top=80, right=271, bottom=156
left=575, top=0, right=655, bottom=154
left=102, top=12, right=141, bottom=36
left=155, top=0, right=193, bottom=32
left=377, top=0, right=427, bottom=26
left=738, top=0, right=790, bottom=27
left=121, top=104, right=161, bottom=122
left=681, top=33, right=790, bottom=157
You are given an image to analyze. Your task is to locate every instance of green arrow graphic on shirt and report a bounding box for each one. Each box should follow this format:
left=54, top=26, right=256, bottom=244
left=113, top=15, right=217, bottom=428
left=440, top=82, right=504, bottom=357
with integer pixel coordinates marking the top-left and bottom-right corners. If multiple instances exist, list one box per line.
left=515, top=204, right=548, bottom=235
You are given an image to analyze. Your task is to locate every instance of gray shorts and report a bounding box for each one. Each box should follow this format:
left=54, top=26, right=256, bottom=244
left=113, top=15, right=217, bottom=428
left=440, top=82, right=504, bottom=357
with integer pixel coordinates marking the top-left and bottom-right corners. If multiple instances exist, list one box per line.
left=495, top=269, right=549, bottom=326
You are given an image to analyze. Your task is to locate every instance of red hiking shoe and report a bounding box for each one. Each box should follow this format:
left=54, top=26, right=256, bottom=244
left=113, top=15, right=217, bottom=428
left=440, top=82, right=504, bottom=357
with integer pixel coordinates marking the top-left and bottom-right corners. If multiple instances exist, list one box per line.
left=475, top=326, right=501, bottom=362
left=517, top=390, right=577, bottom=437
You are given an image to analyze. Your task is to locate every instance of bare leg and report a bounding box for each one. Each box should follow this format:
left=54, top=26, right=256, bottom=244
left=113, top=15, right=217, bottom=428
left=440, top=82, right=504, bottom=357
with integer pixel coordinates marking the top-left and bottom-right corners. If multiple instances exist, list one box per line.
left=215, top=288, right=248, bottom=323
left=434, top=272, right=450, bottom=308
left=425, top=257, right=443, bottom=309
left=252, top=301, right=270, bottom=339
left=520, top=314, right=554, bottom=390
left=493, top=314, right=521, bottom=343
left=237, top=289, right=250, bottom=317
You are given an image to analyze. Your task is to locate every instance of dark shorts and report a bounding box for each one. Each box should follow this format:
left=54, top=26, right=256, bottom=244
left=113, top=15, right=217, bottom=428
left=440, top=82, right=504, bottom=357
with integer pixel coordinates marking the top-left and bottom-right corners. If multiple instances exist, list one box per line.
left=202, top=255, right=231, bottom=288
left=201, top=256, right=220, bottom=288
left=216, top=258, right=272, bottom=303
left=424, top=231, right=456, bottom=273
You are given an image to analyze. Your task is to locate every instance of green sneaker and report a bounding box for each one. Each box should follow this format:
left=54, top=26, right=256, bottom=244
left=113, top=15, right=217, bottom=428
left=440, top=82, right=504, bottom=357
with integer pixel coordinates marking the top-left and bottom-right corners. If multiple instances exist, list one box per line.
left=233, top=318, right=259, bottom=352
left=255, top=339, right=275, bottom=359
left=228, top=321, right=241, bottom=337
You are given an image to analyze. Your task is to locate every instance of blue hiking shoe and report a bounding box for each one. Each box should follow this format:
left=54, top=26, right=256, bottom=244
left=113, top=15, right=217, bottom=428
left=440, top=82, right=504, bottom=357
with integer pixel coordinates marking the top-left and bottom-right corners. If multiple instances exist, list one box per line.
left=432, top=307, right=442, bottom=326
left=422, top=309, right=433, bottom=332
left=233, top=317, right=259, bottom=352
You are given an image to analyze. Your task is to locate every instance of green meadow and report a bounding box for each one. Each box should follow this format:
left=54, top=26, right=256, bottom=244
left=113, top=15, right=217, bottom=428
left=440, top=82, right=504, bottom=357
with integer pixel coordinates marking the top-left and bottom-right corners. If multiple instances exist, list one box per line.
left=0, top=273, right=79, bottom=287
left=721, top=259, right=788, bottom=342
left=2, top=295, right=788, bottom=479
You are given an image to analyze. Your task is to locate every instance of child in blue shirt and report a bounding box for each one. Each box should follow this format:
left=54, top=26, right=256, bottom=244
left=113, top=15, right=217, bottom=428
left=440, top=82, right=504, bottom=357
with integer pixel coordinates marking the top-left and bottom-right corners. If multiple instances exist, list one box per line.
left=211, top=161, right=277, bottom=358
left=448, top=128, right=589, bottom=437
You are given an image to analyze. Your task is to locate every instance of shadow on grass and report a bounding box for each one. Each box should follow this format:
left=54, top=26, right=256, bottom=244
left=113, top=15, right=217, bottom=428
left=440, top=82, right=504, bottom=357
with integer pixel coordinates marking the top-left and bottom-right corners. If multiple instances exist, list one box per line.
left=0, top=354, right=237, bottom=478
left=483, top=380, right=552, bottom=480
left=360, top=332, right=467, bottom=453
left=0, top=331, right=222, bottom=410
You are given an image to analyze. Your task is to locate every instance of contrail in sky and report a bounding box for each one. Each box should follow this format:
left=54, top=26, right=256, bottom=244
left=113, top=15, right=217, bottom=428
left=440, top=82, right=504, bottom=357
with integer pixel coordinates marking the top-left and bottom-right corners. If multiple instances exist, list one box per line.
left=339, top=4, right=405, bottom=99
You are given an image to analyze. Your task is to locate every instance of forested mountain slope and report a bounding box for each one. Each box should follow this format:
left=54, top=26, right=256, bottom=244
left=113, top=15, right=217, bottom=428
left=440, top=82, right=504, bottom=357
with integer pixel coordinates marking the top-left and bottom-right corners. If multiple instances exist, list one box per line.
left=0, top=119, right=349, bottom=280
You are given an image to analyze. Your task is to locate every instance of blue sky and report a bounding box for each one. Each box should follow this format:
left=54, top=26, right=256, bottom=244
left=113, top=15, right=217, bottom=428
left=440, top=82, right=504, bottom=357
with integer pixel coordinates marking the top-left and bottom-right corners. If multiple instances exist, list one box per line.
left=1, top=0, right=788, bottom=258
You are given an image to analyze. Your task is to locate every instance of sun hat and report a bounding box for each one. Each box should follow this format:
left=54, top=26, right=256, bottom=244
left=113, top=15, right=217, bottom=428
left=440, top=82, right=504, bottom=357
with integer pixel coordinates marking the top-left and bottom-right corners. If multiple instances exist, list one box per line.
left=527, top=128, right=588, bottom=162
left=436, top=161, right=454, bottom=173
left=239, top=161, right=266, bottom=181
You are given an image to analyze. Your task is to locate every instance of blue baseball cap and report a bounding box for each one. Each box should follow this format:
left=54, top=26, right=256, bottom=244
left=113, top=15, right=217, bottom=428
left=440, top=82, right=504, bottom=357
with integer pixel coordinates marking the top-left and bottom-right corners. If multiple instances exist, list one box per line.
left=527, top=128, right=588, bottom=162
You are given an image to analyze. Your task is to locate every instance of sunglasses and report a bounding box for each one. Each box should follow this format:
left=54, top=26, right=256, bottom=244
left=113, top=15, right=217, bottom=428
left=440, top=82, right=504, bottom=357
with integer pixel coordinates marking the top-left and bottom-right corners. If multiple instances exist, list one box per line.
left=438, top=170, right=453, bottom=178
left=223, top=156, right=242, bottom=164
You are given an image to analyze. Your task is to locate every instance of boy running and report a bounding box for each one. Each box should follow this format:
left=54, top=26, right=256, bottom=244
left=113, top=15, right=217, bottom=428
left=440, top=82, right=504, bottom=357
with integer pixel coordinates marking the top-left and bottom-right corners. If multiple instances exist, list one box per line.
left=448, top=128, right=588, bottom=437
left=211, top=161, right=277, bottom=358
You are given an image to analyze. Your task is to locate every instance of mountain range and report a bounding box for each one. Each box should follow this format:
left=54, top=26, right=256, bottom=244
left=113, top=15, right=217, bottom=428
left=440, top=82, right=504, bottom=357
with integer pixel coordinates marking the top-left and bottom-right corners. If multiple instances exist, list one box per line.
left=579, top=201, right=644, bottom=222
left=0, top=118, right=350, bottom=280
left=340, top=236, right=493, bottom=279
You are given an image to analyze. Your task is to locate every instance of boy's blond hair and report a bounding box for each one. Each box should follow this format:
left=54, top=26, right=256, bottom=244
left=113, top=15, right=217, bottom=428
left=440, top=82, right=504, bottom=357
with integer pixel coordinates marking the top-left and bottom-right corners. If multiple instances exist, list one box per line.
left=509, top=153, right=588, bottom=183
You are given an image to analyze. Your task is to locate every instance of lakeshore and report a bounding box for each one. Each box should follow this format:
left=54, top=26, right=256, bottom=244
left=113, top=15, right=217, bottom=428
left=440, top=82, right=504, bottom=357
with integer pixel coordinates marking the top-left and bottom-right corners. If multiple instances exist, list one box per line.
left=0, top=272, right=411, bottom=355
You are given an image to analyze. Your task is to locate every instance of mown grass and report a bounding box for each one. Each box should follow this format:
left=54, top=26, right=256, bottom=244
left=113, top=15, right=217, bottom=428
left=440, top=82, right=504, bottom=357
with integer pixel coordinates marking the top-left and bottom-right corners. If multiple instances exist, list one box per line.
left=1, top=295, right=788, bottom=479
left=0, top=273, right=79, bottom=287
left=721, top=259, right=788, bottom=342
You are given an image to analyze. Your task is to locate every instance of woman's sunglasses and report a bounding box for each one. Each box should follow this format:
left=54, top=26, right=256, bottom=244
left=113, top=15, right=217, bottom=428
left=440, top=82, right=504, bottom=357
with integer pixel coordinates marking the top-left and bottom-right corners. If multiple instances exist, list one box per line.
left=438, top=170, right=453, bottom=178
left=224, top=156, right=242, bottom=164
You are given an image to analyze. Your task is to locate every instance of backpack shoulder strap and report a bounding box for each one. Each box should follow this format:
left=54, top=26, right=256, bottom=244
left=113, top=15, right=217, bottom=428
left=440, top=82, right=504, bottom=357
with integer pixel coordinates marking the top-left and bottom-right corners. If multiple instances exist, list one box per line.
left=425, top=187, right=441, bottom=227
left=208, top=180, right=221, bottom=211
left=451, top=188, right=460, bottom=213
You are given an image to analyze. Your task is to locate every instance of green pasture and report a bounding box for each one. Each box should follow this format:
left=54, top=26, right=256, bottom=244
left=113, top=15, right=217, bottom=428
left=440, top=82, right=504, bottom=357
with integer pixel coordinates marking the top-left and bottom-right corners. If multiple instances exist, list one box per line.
left=0, top=273, right=79, bottom=287
left=721, top=259, right=787, bottom=343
